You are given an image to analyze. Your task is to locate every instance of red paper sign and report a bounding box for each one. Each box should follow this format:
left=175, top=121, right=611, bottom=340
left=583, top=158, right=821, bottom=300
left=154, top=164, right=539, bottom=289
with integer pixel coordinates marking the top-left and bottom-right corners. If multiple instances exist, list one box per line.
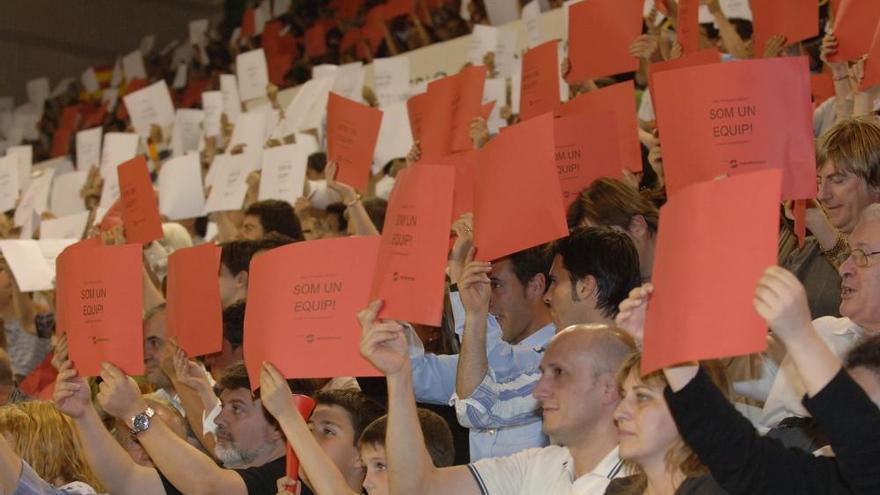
left=642, top=170, right=781, bottom=374
left=51, top=127, right=73, bottom=158
left=285, top=395, right=316, bottom=479
left=407, top=88, right=454, bottom=162
left=443, top=66, right=487, bottom=152
left=61, top=243, right=144, bottom=377
left=557, top=81, right=642, bottom=172
left=305, top=24, right=328, bottom=58
left=473, top=113, right=568, bottom=261
left=652, top=56, right=816, bottom=200
left=520, top=40, right=561, bottom=122
left=117, top=156, right=163, bottom=244
left=433, top=150, right=477, bottom=219
left=677, top=0, right=700, bottom=55
left=166, top=244, right=223, bottom=357
left=241, top=8, right=256, bottom=39
left=386, top=0, right=413, bottom=18
left=751, top=0, right=819, bottom=57
left=480, top=101, right=495, bottom=121
left=371, top=165, right=454, bottom=326
left=566, top=0, right=642, bottom=82
left=55, top=238, right=101, bottom=336
left=811, top=72, right=836, bottom=106
left=243, top=236, right=382, bottom=388
left=860, top=21, right=880, bottom=91
left=648, top=48, right=722, bottom=94
left=828, top=0, right=880, bottom=63
left=326, top=92, right=383, bottom=192
left=554, top=113, right=623, bottom=209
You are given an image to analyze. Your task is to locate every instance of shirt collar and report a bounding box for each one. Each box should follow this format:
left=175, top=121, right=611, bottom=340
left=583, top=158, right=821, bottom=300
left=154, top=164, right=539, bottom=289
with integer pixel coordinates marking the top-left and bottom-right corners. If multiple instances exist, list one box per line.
left=521, top=323, right=557, bottom=350
left=561, top=446, right=623, bottom=481
left=833, top=318, right=867, bottom=337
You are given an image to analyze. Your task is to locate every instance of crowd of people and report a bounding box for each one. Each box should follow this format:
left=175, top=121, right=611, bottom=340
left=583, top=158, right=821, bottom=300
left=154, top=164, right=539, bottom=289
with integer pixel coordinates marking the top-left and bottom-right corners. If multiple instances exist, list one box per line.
left=0, top=0, right=879, bottom=494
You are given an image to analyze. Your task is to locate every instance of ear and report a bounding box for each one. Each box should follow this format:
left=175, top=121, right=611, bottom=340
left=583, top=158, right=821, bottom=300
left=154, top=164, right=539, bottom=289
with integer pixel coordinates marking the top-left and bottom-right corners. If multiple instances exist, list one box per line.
left=235, top=270, right=249, bottom=290
left=525, top=273, right=547, bottom=299
left=597, top=372, right=619, bottom=406
left=627, top=215, right=648, bottom=240
left=575, top=274, right=597, bottom=302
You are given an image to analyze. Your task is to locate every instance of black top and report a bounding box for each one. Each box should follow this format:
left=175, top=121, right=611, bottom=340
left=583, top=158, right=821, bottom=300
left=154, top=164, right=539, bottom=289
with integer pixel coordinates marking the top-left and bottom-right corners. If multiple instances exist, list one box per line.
left=604, top=474, right=729, bottom=494
left=665, top=366, right=880, bottom=495
left=159, top=456, right=294, bottom=495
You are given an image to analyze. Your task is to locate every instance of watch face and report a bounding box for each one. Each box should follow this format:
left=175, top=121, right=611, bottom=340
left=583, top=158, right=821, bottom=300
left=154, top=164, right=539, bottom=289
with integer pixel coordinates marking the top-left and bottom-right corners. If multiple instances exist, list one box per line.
left=133, top=414, right=150, bottom=432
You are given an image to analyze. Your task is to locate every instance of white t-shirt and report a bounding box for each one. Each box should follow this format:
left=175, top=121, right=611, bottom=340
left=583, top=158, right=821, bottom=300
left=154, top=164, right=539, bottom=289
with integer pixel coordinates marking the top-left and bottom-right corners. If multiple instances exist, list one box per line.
left=469, top=445, right=623, bottom=495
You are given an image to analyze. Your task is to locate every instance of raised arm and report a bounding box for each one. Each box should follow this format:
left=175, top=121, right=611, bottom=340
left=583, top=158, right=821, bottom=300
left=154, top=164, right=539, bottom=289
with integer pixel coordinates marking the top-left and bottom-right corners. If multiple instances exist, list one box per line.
left=163, top=341, right=219, bottom=453
left=358, top=301, right=479, bottom=495
left=325, top=161, right=380, bottom=237
left=260, top=362, right=358, bottom=495
left=97, top=362, right=249, bottom=495
left=455, top=252, right=493, bottom=399
left=53, top=361, right=166, bottom=495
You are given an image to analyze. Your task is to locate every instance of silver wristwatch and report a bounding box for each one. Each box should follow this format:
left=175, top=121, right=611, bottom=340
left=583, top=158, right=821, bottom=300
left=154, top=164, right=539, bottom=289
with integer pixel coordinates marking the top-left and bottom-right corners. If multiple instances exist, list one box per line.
left=130, top=407, right=155, bottom=435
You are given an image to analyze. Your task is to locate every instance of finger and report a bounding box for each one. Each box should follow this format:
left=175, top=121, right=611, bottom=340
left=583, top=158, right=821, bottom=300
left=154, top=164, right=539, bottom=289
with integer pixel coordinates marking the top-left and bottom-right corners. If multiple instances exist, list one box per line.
left=464, top=246, right=476, bottom=265
left=357, top=299, right=383, bottom=328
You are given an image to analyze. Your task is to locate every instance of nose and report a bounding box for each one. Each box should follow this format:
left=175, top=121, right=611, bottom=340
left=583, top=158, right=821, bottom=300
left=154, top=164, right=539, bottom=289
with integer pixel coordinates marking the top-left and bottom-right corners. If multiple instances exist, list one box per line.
left=214, top=408, right=228, bottom=429
left=542, top=289, right=552, bottom=306
left=612, top=398, right=631, bottom=424
left=533, top=373, right=551, bottom=401
left=839, top=252, right=856, bottom=277
left=817, top=179, right=832, bottom=203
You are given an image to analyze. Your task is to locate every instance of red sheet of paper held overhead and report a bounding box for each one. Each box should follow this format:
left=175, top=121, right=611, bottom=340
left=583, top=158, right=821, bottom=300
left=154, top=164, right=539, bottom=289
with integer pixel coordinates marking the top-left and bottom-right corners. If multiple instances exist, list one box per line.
left=117, top=156, right=163, bottom=244
left=554, top=113, right=624, bottom=209
left=166, top=243, right=223, bottom=357
left=828, top=0, right=880, bottom=63
left=473, top=113, right=568, bottom=261
left=566, top=0, right=642, bottom=82
left=751, top=0, right=819, bottom=57
left=62, top=243, right=143, bottom=377
left=642, top=170, right=781, bottom=374
left=651, top=56, right=816, bottom=200
left=326, top=92, right=383, bottom=192
left=243, top=236, right=382, bottom=389
left=520, top=40, right=561, bottom=122
left=557, top=81, right=642, bottom=173
left=371, top=165, right=454, bottom=326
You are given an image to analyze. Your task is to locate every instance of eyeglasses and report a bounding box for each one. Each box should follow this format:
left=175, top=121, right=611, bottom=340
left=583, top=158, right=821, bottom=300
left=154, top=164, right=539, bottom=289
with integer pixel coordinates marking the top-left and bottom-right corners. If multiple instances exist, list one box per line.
left=850, top=248, right=880, bottom=267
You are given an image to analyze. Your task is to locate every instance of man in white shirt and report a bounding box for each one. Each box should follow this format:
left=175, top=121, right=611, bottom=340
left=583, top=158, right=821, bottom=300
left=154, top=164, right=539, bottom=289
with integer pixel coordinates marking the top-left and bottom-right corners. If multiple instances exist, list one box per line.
left=359, top=298, right=633, bottom=495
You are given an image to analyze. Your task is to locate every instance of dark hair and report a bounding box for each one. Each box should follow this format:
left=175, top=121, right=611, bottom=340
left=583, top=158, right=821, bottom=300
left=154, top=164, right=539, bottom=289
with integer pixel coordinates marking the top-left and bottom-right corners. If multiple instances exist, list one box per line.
left=358, top=409, right=455, bottom=467
left=219, top=240, right=262, bottom=276
left=846, top=334, right=880, bottom=375
left=361, top=197, right=388, bottom=233
left=567, top=178, right=659, bottom=234
left=551, top=226, right=641, bottom=319
left=307, top=152, right=328, bottom=174
left=254, top=232, right=298, bottom=252
left=314, top=389, right=386, bottom=445
left=222, top=301, right=246, bottom=349
left=244, top=200, right=304, bottom=241
left=325, top=202, right=349, bottom=232
left=507, top=244, right=553, bottom=294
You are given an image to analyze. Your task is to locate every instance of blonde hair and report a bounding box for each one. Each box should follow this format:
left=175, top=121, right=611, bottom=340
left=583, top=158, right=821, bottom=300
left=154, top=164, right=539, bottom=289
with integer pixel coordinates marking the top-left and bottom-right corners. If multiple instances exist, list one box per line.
left=614, top=353, right=730, bottom=495
left=0, top=401, right=104, bottom=491
left=817, top=117, right=880, bottom=189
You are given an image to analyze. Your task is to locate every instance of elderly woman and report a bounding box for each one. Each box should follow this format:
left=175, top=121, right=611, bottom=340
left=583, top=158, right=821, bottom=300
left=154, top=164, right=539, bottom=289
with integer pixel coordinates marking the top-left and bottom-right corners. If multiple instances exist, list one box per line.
left=0, top=401, right=104, bottom=494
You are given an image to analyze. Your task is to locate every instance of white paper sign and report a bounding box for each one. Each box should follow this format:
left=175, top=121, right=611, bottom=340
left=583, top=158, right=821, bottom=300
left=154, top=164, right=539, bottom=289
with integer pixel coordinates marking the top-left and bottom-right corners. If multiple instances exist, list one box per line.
left=14, top=169, right=54, bottom=227
left=26, top=78, right=50, bottom=106
left=0, top=240, right=54, bottom=292
left=123, top=80, right=176, bottom=138
left=0, top=155, right=19, bottom=212
left=99, top=132, right=139, bottom=208
left=13, top=105, right=40, bottom=141
left=258, top=144, right=309, bottom=202
left=373, top=56, right=411, bottom=108
left=202, top=91, right=224, bottom=138
left=40, top=211, right=90, bottom=239
left=111, top=58, right=123, bottom=88
left=236, top=49, right=270, bottom=102
left=522, top=1, right=542, bottom=48
left=483, top=78, right=507, bottom=134
left=75, top=127, right=102, bottom=170
left=229, top=109, right=267, bottom=153
left=81, top=68, right=100, bottom=94
left=273, top=77, right=334, bottom=137
left=220, top=74, right=242, bottom=124
left=468, top=25, right=516, bottom=78
left=51, top=78, right=75, bottom=98
left=332, top=63, right=365, bottom=103
left=159, top=154, right=205, bottom=220
left=485, top=0, right=519, bottom=26
left=171, top=109, right=205, bottom=157
left=102, top=88, right=119, bottom=107
left=123, top=49, right=148, bottom=81
left=273, top=0, right=292, bottom=17
left=203, top=151, right=258, bottom=214
left=373, top=101, right=413, bottom=175
left=173, top=64, right=188, bottom=90
left=190, top=19, right=210, bottom=46
left=49, top=171, right=88, bottom=216
left=6, top=145, right=32, bottom=192
left=38, top=239, right=78, bottom=282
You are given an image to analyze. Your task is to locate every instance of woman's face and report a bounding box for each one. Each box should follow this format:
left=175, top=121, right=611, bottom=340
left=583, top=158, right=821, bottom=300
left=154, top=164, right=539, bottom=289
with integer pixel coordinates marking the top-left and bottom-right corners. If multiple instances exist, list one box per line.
left=360, top=443, right=389, bottom=495
left=613, top=371, right=680, bottom=467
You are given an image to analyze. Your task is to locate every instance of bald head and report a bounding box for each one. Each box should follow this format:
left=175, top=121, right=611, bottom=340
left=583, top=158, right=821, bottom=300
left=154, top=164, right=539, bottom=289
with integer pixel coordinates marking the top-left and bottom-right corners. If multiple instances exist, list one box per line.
left=548, top=324, right=636, bottom=376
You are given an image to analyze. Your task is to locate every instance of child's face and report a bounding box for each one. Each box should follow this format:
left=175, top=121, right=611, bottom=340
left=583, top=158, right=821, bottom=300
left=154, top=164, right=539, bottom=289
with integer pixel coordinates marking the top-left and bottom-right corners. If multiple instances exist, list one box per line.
left=359, top=443, right=388, bottom=495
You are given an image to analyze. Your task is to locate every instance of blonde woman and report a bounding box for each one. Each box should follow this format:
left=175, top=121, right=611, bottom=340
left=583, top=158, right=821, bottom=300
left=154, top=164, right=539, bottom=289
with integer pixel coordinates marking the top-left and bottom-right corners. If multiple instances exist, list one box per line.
left=0, top=257, right=51, bottom=381
left=605, top=354, right=729, bottom=495
left=0, top=401, right=104, bottom=494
